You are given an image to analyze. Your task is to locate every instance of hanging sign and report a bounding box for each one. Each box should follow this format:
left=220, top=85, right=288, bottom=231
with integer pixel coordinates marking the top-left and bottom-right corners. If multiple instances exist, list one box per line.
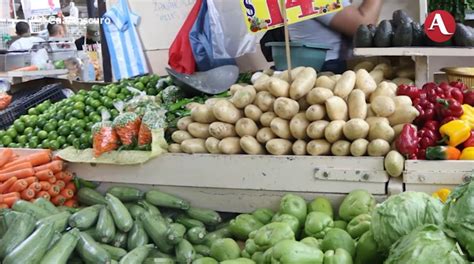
left=240, top=0, right=343, bottom=33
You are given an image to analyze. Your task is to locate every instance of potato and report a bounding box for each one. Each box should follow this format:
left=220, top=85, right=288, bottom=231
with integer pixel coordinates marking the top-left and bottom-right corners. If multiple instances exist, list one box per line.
left=365, top=117, right=389, bottom=128
left=172, top=130, right=193, bottom=144
left=306, top=87, right=334, bottom=105
left=369, top=122, right=395, bottom=142
left=330, top=74, right=342, bottom=82
left=187, top=123, right=210, bottom=139
left=319, top=71, right=334, bottom=77
left=353, top=61, right=375, bottom=72
left=298, top=97, right=310, bottom=111
left=191, top=104, right=216, bottom=124
left=168, top=143, right=182, bottom=153
left=290, top=67, right=317, bottom=99
left=240, top=136, right=265, bottom=155
left=270, top=117, right=292, bottom=139
left=369, top=82, right=396, bottom=102
left=205, top=137, right=221, bottom=154
left=355, top=69, right=377, bottom=96
left=218, top=137, right=242, bottom=154
left=205, top=98, right=226, bottom=107
left=343, top=119, right=369, bottom=141
left=307, top=139, right=331, bottom=156
left=268, top=77, right=290, bottom=97
left=392, top=77, right=414, bottom=86
left=348, top=89, right=367, bottom=119
left=256, top=127, right=276, bottom=144
left=186, top=102, right=201, bottom=111
left=230, top=85, right=257, bottom=108
left=181, top=139, right=208, bottom=154
left=326, top=96, right=348, bottom=121
left=325, top=120, right=346, bottom=143
left=334, top=71, right=356, bottom=98
left=385, top=82, right=398, bottom=93
left=392, top=124, right=406, bottom=139
left=307, top=120, right=329, bottom=139
left=369, top=69, right=384, bottom=84
left=236, top=118, right=259, bottom=137
left=251, top=72, right=264, bottom=84
left=209, top=122, right=236, bottom=139
left=373, top=63, right=394, bottom=79
left=229, top=84, right=243, bottom=95
left=255, top=91, right=276, bottom=112
left=350, top=139, right=369, bottom=157
left=244, top=104, right=263, bottom=122
left=384, top=150, right=405, bottom=177
left=292, top=140, right=307, bottom=155
left=331, top=140, right=351, bottom=156
left=254, top=74, right=271, bottom=92
left=367, top=139, right=391, bottom=157
left=388, top=106, right=419, bottom=126
left=278, top=67, right=305, bottom=83
left=371, top=96, right=396, bottom=117
left=393, top=96, right=412, bottom=107
left=273, top=98, right=300, bottom=120
left=177, top=116, right=193, bottom=131
left=366, top=104, right=375, bottom=117
left=266, top=139, right=293, bottom=155
left=315, top=76, right=336, bottom=90
left=306, top=104, right=326, bottom=121
left=396, top=67, right=415, bottom=80
left=260, top=112, right=277, bottom=127
left=213, top=100, right=242, bottom=124
left=289, top=113, right=309, bottom=140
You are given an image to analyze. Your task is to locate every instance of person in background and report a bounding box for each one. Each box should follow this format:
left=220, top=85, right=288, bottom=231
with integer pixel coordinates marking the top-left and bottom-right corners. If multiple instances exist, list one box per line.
left=8, top=22, right=44, bottom=51
left=47, top=23, right=66, bottom=40
left=75, top=24, right=100, bottom=51
left=289, top=0, right=383, bottom=73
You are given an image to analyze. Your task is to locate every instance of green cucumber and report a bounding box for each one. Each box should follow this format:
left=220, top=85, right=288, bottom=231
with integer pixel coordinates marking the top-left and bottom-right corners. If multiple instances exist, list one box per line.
left=0, top=211, right=36, bottom=259
left=119, top=244, right=154, bottom=264
left=107, top=186, right=144, bottom=202
left=34, top=198, right=60, bottom=214
left=37, top=211, right=71, bottom=232
left=148, top=248, right=175, bottom=259
left=167, top=223, right=186, bottom=245
left=40, top=228, right=80, bottom=264
left=57, top=206, right=81, bottom=214
left=144, top=258, right=176, bottom=264
left=69, top=204, right=102, bottom=230
left=67, top=257, right=84, bottom=264
left=112, top=231, right=128, bottom=249
left=3, top=223, right=55, bottom=264
left=77, top=187, right=107, bottom=205
left=194, top=245, right=211, bottom=257
left=192, top=257, right=218, bottom=264
left=140, top=211, right=173, bottom=253
left=186, top=226, right=207, bottom=245
left=146, top=190, right=190, bottom=210
left=186, top=207, right=222, bottom=226
left=138, top=200, right=161, bottom=216
left=96, top=207, right=116, bottom=243
left=128, top=219, right=149, bottom=250
left=12, top=200, right=50, bottom=220
left=100, top=243, right=128, bottom=261
left=176, top=239, right=196, bottom=264
left=106, top=193, right=133, bottom=232
left=76, top=232, right=111, bottom=264
left=127, top=204, right=147, bottom=220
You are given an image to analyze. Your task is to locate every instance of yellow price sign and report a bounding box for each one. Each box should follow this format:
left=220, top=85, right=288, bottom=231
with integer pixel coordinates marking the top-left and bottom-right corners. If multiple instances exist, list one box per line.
left=241, top=0, right=343, bottom=33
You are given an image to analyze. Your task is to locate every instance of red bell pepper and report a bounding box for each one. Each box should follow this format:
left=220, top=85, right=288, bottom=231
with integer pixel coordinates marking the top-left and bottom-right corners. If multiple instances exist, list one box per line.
left=439, top=82, right=464, bottom=104
left=423, top=82, right=445, bottom=103
left=395, top=124, right=419, bottom=159
left=416, top=120, right=441, bottom=159
left=413, top=93, right=436, bottom=126
left=464, top=90, right=474, bottom=106
left=449, top=81, right=468, bottom=92
left=464, top=131, right=474, bottom=148
left=436, top=98, right=464, bottom=120
left=397, top=84, right=421, bottom=101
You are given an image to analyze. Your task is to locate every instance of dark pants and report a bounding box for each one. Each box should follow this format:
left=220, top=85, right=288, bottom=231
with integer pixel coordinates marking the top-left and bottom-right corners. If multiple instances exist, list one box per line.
left=321, top=59, right=347, bottom=74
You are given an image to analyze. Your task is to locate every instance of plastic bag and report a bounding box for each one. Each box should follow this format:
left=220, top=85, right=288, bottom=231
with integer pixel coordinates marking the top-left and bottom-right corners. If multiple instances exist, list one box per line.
left=113, top=102, right=141, bottom=147
left=0, top=93, right=12, bottom=110
left=138, top=107, right=167, bottom=148
left=92, top=112, right=119, bottom=157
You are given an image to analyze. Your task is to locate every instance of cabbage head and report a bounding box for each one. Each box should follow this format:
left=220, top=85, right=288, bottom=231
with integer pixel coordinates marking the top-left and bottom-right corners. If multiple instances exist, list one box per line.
left=371, top=191, right=444, bottom=253
left=444, top=180, right=474, bottom=259
left=385, top=224, right=469, bottom=264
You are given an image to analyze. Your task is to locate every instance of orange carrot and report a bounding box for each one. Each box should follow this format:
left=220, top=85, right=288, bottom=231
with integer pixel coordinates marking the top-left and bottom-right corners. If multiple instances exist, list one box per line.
left=20, top=188, right=35, bottom=200
left=13, top=65, right=39, bottom=72
left=48, top=184, right=61, bottom=196
left=24, top=176, right=38, bottom=186
left=35, top=169, right=54, bottom=181
left=0, top=162, right=33, bottom=174
left=33, top=160, right=64, bottom=173
left=0, top=204, right=8, bottom=209
left=48, top=177, right=57, bottom=184
left=51, top=195, right=66, bottom=206
left=36, top=191, right=51, bottom=200
left=62, top=171, right=74, bottom=183
left=56, top=180, right=66, bottom=190
left=39, top=181, right=51, bottom=191
left=0, top=192, right=20, bottom=200
left=54, top=172, right=64, bottom=180
left=7, top=179, right=28, bottom=193
left=60, top=188, right=74, bottom=199
left=64, top=199, right=78, bottom=208
left=28, top=182, right=42, bottom=192
left=4, top=151, right=52, bottom=168
left=0, top=149, right=14, bottom=168
left=65, top=182, right=76, bottom=192
left=1, top=196, right=19, bottom=207
left=0, top=176, right=17, bottom=193
left=0, top=168, right=35, bottom=181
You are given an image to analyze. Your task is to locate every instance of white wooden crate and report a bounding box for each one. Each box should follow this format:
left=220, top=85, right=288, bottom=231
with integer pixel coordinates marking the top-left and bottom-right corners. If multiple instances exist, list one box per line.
left=404, top=160, right=473, bottom=193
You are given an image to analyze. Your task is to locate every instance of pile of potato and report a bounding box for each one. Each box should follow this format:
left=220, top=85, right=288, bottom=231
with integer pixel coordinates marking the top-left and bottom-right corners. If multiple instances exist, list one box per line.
left=168, top=66, right=417, bottom=177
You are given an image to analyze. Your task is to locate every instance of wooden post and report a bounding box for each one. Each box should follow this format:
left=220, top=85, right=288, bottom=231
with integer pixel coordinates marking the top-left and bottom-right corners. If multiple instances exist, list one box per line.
left=279, top=0, right=292, bottom=82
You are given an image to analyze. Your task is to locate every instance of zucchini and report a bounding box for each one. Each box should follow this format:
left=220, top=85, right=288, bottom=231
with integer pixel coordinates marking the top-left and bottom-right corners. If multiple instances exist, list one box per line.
left=12, top=200, right=50, bottom=220
left=77, top=187, right=107, bottom=205
left=176, top=215, right=205, bottom=229
left=3, top=223, right=55, bottom=264
left=106, top=193, right=133, bottom=232
left=146, top=190, right=190, bottom=210
left=36, top=211, right=71, bottom=232
left=46, top=231, right=62, bottom=250
left=69, top=204, right=102, bottom=230
left=194, top=245, right=211, bottom=257
left=119, top=244, right=153, bottom=264
left=186, top=207, right=222, bottom=226
left=76, top=232, right=111, bottom=264
left=3, top=210, right=21, bottom=228
left=100, top=243, right=128, bottom=261
left=40, top=228, right=80, bottom=264
left=128, top=219, right=149, bottom=250
left=167, top=223, right=186, bottom=245
left=393, top=22, right=413, bottom=46
left=144, top=258, right=175, bottom=264
left=374, top=20, right=393, bottom=47
left=175, top=239, right=196, bottom=264
left=192, top=257, right=218, bottom=264
left=138, top=200, right=161, bottom=216
left=34, top=197, right=60, bottom=214
left=186, top=226, right=207, bottom=245
left=140, top=211, right=174, bottom=254
left=112, top=231, right=128, bottom=249
left=83, top=227, right=100, bottom=241
left=57, top=206, right=81, bottom=214
left=96, top=207, right=116, bottom=243
left=68, top=256, right=85, bottom=264
left=107, top=186, right=144, bottom=202
left=0, top=209, right=10, bottom=238
left=0, top=211, right=36, bottom=259
left=148, top=248, right=175, bottom=259
left=127, top=204, right=147, bottom=220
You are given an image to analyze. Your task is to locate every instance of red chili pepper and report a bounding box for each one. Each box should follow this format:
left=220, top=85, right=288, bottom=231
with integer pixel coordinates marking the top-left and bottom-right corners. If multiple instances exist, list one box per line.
left=436, top=98, right=464, bottom=119
left=464, top=131, right=474, bottom=148
left=397, top=84, right=421, bottom=101
left=439, top=82, right=464, bottom=103
left=395, top=124, right=419, bottom=158
left=464, top=90, right=474, bottom=106
left=416, top=120, right=441, bottom=159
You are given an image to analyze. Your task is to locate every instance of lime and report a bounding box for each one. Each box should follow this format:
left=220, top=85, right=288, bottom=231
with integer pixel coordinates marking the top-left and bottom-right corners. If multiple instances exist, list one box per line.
left=75, top=120, right=87, bottom=129
left=49, top=140, right=60, bottom=150
left=2, top=135, right=13, bottom=146
left=37, top=144, right=43, bottom=149
left=65, top=106, right=74, bottom=113
left=55, top=111, right=66, bottom=121
left=73, top=127, right=84, bottom=137
left=102, top=97, right=114, bottom=108
left=0, top=130, right=5, bottom=138
left=146, top=88, right=158, bottom=96
left=29, top=135, right=39, bottom=144
left=73, top=101, right=86, bottom=111
left=17, top=135, right=27, bottom=145
left=58, top=120, right=66, bottom=127
left=8, top=143, right=18, bottom=148
left=6, top=128, right=17, bottom=139
left=107, top=90, right=117, bottom=99
left=85, top=97, right=94, bottom=106
left=90, top=114, right=102, bottom=124
left=91, top=85, right=102, bottom=91
left=28, top=108, right=39, bottom=115
left=61, top=143, right=69, bottom=149
left=57, top=136, right=66, bottom=146
left=83, top=117, right=90, bottom=123
left=13, top=120, right=25, bottom=133
left=84, top=105, right=95, bottom=116
left=73, top=94, right=85, bottom=102
left=72, top=138, right=81, bottom=149
left=48, top=131, right=59, bottom=141
left=65, top=113, right=74, bottom=120
left=90, top=91, right=101, bottom=99
left=23, top=127, right=34, bottom=135
left=86, top=122, right=94, bottom=131
left=78, top=90, right=87, bottom=95
left=72, top=109, right=85, bottom=119
left=117, top=94, right=127, bottom=101
left=139, top=76, right=150, bottom=85
left=36, top=118, right=47, bottom=129
left=25, top=116, right=38, bottom=128
left=90, top=99, right=102, bottom=109
left=37, top=130, right=48, bottom=140
left=80, top=132, right=92, bottom=144
left=42, top=139, right=50, bottom=149
left=28, top=141, right=38, bottom=149
left=66, top=134, right=76, bottom=144
left=58, top=125, right=71, bottom=136
left=43, top=122, right=57, bottom=133
left=134, top=82, right=145, bottom=91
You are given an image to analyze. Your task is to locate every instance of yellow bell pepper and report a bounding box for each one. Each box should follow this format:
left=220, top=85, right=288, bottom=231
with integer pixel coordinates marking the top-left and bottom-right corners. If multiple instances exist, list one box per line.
left=432, top=188, right=451, bottom=203
left=460, top=104, right=474, bottom=129
left=460, top=147, right=474, bottom=160
left=439, top=120, right=471, bottom=147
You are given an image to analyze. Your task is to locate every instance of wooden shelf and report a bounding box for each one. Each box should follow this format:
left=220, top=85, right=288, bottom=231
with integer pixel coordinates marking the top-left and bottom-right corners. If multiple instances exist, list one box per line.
left=354, top=47, right=474, bottom=57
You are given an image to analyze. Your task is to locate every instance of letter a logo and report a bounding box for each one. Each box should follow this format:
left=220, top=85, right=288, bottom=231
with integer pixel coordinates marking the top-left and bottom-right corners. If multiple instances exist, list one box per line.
left=424, top=10, right=456, bottom=43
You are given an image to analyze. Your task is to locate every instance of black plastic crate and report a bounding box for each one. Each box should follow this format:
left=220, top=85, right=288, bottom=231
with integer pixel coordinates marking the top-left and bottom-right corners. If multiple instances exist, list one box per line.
left=0, top=83, right=66, bottom=129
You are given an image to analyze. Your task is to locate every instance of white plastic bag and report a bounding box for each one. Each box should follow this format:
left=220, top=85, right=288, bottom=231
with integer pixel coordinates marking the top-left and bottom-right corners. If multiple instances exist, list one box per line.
left=207, top=0, right=261, bottom=59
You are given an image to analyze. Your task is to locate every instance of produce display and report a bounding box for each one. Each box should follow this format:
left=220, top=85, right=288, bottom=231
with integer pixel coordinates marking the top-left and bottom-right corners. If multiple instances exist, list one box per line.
left=0, top=180, right=473, bottom=263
